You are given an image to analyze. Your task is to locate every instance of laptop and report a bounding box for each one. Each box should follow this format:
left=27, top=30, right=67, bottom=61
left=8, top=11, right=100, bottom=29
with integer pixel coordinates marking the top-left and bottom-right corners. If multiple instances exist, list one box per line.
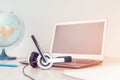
left=50, top=19, right=107, bottom=68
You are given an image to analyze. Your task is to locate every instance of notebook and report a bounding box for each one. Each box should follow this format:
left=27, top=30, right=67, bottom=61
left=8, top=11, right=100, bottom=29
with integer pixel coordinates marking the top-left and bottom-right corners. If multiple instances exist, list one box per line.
left=63, top=66, right=120, bottom=80
left=50, top=19, right=107, bottom=68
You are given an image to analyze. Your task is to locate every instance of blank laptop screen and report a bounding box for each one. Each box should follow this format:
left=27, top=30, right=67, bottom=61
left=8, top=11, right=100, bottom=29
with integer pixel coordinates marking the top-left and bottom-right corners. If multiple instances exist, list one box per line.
left=52, top=21, right=105, bottom=55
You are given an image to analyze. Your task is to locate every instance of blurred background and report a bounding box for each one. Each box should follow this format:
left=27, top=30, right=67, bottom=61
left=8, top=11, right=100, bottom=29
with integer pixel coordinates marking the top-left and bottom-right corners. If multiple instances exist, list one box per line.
left=0, top=0, right=120, bottom=58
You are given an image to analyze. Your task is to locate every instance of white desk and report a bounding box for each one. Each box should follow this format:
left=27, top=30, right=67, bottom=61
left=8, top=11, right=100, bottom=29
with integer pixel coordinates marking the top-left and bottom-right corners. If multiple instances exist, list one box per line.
left=0, top=56, right=120, bottom=80
left=0, top=59, right=79, bottom=80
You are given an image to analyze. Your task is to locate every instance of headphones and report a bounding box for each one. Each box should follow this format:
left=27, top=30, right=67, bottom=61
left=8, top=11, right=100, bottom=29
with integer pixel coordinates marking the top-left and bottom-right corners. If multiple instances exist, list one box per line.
left=29, top=35, right=72, bottom=69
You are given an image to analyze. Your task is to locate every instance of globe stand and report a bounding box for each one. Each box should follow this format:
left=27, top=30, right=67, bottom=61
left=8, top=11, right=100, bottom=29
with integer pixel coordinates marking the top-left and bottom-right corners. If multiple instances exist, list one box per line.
left=0, top=49, right=16, bottom=60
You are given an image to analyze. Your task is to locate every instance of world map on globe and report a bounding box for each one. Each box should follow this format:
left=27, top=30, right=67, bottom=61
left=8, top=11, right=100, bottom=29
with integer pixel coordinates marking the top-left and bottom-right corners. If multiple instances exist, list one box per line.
left=0, top=26, right=14, bottom=41
left=0, top=11, right=25, bottom=48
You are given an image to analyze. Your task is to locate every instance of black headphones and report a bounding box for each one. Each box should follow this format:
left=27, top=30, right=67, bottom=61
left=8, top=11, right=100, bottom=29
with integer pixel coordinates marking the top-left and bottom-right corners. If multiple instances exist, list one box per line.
left=29, top=35, right=72, bottom=69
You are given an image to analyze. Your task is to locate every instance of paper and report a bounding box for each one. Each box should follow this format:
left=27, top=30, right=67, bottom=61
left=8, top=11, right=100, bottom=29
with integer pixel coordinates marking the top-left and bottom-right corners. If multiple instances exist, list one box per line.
left=63, top=66, right=120, bottom=80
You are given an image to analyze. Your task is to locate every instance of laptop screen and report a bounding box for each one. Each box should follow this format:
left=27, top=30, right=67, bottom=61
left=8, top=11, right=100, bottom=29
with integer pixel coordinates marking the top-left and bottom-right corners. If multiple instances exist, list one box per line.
left=51, top=20, right=105, bottom=55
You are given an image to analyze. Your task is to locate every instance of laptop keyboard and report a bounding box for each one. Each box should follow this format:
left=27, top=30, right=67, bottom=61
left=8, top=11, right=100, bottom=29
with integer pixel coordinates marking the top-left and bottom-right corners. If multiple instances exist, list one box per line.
left=72, top=58, right=100, bottom=64
left=53, top=58, right=102, bottom=69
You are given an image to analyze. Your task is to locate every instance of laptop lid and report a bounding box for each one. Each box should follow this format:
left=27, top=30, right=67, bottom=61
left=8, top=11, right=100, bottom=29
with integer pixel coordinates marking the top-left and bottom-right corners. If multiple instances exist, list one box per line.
left=50, top=19, right=107, bottom=60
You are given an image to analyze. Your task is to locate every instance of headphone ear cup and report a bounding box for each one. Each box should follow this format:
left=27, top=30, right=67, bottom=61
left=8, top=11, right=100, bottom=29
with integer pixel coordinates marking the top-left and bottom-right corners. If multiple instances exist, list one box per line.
left=37, top=53, right=53, bottom=69
left=29, top=52, right=39, bottom=68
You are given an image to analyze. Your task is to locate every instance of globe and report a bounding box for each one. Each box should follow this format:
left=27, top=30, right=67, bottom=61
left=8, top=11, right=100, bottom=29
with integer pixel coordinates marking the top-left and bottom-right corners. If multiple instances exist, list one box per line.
left=0, top=11, right=25, bottom=60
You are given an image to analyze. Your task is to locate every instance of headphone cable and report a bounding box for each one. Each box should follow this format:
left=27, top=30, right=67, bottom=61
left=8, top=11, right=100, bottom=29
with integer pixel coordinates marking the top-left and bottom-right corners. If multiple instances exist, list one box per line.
left=22, top=64, right=35, bottom=80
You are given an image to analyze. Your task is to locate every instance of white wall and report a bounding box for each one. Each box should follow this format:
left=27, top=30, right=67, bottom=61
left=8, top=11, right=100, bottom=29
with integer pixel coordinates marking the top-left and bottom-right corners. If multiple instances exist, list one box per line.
left=0, top=0, right=120, bottom=58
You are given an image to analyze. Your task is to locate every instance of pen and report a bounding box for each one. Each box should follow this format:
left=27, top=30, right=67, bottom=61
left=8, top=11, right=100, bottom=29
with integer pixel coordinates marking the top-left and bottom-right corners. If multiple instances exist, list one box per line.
left=0, top=63, right=18, bottom=67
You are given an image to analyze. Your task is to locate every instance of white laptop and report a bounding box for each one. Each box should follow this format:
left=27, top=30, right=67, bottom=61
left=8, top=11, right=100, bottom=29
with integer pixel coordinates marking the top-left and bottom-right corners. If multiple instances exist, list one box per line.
left=51, top=19, right=107, bottom=68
